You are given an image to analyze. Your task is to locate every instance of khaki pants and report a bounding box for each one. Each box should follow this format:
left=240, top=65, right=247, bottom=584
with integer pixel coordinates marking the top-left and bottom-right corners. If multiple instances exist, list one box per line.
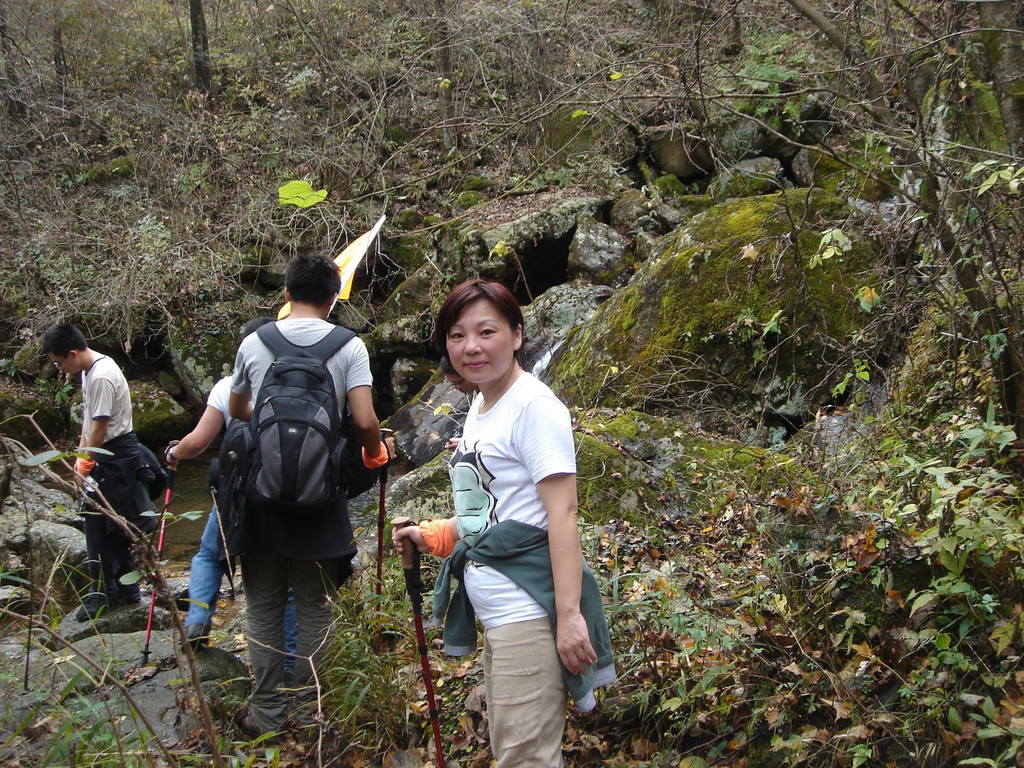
left=483, top=618, right=567, bottom=768
left=241, top=553, right=340, bottom=731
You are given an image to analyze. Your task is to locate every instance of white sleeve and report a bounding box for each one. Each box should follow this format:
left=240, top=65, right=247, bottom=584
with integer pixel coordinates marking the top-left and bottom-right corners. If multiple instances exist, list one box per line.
left=512, top=394, right=576, bottom=483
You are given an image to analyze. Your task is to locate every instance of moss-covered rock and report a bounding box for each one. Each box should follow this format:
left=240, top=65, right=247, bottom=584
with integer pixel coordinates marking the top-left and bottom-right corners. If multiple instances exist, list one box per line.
left=374, top=268, right=440, bottom=351
left=0, top=384, right=66, bottom=447
left=549, top=189, right=882, bottom=439
left=541, top=108, right=637, bottom=167
left=521, top=281, right=613, bottom=377
left=454, top=190, right=486, bottom=211
left=394, top=208, right=424, bottom=230
left=390, top=356, right=439, bottom=406
left=790, top=144, right=898, bottom=202
left=462, top=176, right=494, bottom=193
left=578, top=408, right=810, bottom=512
left=385, top=407, right=811, bottom=532
left=567, top=215, right=629, bottom=286
left=126, top=380, right=194, bottom=450
left=670, top=194, right=716, bottom=219
left=387, top=232, right=431, bottom=274
left=652, top=174, right=688, bottom=198
left=166, top=298, right=266, bottom=405
left=78, top=156, right=136, bottom=184
left=709, top=157, right=788, bottom=200
left=609, top=189, right=651, bottom=235
left=647, top=125, right=714, bottom=181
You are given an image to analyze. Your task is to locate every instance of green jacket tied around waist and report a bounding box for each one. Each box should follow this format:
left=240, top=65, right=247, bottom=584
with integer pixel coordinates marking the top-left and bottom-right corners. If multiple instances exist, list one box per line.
left=433, top=519, right=616, bottom=712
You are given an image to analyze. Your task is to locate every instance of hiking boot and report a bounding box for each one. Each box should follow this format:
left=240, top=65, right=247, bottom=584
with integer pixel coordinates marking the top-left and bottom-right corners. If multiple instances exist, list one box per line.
left=118, top=582, right=143, bottom=604
left=75, top=593, right=112, bottom=622
left=185, top=623, right=210, bottom=651
left=234, top=708, right=281, bottom=743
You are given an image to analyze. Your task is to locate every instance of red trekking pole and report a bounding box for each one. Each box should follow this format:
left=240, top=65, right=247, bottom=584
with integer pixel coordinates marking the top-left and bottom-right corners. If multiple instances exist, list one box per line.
left=392, top=517, right=446, bottom=768
left=142, top=468, right=174, bottom=665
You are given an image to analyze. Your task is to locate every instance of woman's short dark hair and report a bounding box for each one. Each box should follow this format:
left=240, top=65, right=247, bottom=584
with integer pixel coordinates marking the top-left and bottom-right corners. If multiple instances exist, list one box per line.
left=285, top=252, right=341, bottom=306
left=42, top=323, right=87, bottom=357
left=240, top=316, right=275, bottom=339
left=433, top=279, right=525, bottom=353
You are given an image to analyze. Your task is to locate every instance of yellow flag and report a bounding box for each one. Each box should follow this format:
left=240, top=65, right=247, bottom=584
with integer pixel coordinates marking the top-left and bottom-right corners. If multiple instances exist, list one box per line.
left=278, top=214, right=386, bottom=319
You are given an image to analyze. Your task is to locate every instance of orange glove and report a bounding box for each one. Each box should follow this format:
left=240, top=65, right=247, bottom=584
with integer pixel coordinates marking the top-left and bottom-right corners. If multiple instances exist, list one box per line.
left=74, top=456, right=96, bottom=476
left=419, top=518, right=456, bottom=558
left=362, top=442, right=389, bottom=469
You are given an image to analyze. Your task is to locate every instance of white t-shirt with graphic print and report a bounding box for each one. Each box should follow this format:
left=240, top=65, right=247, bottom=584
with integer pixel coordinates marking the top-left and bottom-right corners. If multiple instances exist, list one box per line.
left=449, top=372, right=576, bottom=628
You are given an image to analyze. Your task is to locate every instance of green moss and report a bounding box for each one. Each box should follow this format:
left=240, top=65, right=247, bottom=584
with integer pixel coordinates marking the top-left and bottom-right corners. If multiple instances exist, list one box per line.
left=574, top=432, right=657, bottom=527
left=0, top=387, right=66, bottom=447
left=390, top=233, right=428, bottom=273
left=129, top=380, right=194, bottom=449
left=394, top=208, right=424, bottom=230
left=540, top=107, right=618, bottom=157
left=455, top=190, right=486, bottom=210
left=797, top=148, right=846, bottom=193
left=652, top=174, right=687, bottom=198
left=838, top=139, right=898, bottom=201
left=673, top=194, right=715, bottom=218
left=462, top=176, right=493, bottom=192
left=381, top=454, right=456, bottom=521
left=550, top=189, right=879, bottom=421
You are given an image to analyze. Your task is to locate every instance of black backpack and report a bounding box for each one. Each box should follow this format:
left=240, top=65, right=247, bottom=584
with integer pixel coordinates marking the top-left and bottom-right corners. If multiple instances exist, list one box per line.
left=244, top=323, right=378, bottom=513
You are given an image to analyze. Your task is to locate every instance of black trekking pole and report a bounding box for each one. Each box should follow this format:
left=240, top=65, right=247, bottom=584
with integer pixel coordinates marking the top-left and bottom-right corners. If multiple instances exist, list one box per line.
left=392, top=516, right=446, bottom=768
left=375, top=429, right=393, bottom=605
left=375, top=466, right=388, bottom=602
left=142, top=468, right=175, bottom=665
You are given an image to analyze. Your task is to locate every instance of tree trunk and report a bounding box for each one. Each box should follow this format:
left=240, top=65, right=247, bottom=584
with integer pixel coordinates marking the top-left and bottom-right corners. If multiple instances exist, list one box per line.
left=784, top=0, right=1024, bottom=432
left=0, top=0, right=25, bottom=117
left=434, top=0, right=457, bottom=151
left=53, top=22, right=69, bottom=98
left=189, top=0, right=213, bottom=94
left=975, top=0, right=1024, bottom=157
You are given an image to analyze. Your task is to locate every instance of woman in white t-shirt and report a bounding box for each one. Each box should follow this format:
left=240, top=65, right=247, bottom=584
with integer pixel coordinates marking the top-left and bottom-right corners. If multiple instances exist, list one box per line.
left=393, top=279, right=613, bottom=768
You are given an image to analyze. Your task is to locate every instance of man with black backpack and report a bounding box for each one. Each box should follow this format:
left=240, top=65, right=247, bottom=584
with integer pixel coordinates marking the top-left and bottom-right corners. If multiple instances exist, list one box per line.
left=227, top=252, right=394, bottom=740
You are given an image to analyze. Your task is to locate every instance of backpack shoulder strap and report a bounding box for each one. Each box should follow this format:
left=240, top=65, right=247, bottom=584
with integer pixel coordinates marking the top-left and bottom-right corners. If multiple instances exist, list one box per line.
left=256, top=323, right=356, bottom=361
left=256, top=323, right=297, bottom=359
left=307, top=325, right=357, bottom=361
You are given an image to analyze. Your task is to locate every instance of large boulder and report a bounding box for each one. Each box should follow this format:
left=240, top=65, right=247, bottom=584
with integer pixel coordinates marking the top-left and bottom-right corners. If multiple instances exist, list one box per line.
left=709, top=157, right=789, bottom=200
left=372, top=268, right=438, bottom=354
left=385, top=379, right=472, bottom=469
left=790, top=144, right=898, bottom=203
left=25, top=519, right=89, bottom=606
left=374, top=195, right=612, bottom=354
left=541, top=108, right=638, bottom=167
left=456, top=195, right=610, bottom=297
left=548, top=189, right=883, bottom=442
left=567, top=216, right=630, bottom=286
left=578, top=408, right=810, bottom=510
left=521, top=281, right=613, bottom=379
left=0, top=385, right=66, bottom=447
left=382, top=407, right=811, bottom=529
left=647, top=125, right=714, bottom=181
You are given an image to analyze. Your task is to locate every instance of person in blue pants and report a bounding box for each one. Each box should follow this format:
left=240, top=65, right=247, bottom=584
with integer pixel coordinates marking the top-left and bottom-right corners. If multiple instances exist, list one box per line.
left=165, top=318, right=296, bottom=661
